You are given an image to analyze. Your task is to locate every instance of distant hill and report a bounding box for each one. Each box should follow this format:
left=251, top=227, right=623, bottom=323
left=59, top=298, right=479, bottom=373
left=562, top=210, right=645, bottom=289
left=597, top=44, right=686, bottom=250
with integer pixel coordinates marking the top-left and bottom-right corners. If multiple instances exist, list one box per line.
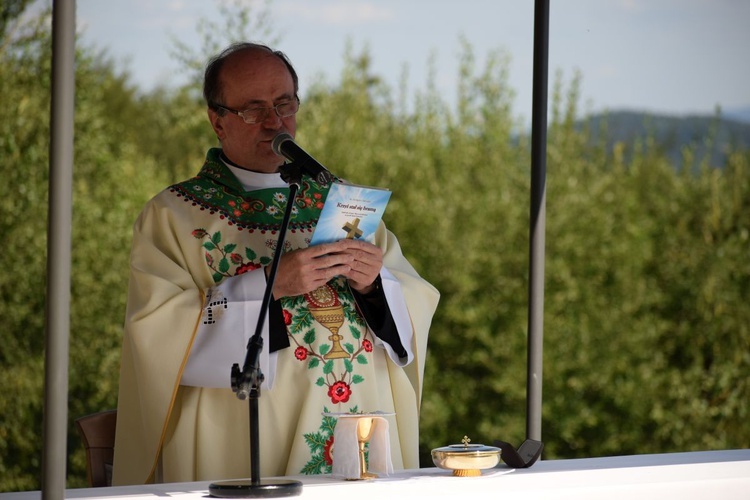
left=579, top=110, right=750, bottom=170
left=724, top=106, right=750, bottom=124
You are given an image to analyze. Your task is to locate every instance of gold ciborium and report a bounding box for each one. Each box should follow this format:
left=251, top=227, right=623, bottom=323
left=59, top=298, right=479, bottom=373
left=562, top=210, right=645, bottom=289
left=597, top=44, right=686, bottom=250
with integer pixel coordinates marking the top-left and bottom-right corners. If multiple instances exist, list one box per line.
left=431, top=436, right=501, bottom=477
left=356, top=417, right=378, bottom=480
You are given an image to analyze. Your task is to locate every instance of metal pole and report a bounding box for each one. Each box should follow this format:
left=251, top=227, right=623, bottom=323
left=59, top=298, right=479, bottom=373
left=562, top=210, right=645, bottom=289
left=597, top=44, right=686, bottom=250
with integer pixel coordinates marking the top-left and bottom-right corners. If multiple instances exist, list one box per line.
left=526, top=0, right=549, bottom=442
left=42, top=1, right=75, bottom=498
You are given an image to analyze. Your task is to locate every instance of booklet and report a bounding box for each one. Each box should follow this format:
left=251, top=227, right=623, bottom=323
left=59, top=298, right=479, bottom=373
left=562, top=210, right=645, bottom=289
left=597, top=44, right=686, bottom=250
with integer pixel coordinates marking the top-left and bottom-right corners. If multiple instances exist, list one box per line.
left=310, top=180, right=392, bottom=245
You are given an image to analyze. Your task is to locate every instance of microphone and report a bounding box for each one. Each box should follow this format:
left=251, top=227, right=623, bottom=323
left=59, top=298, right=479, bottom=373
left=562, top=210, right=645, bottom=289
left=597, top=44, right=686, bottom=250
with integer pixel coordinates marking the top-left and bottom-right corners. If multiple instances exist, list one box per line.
left=272, top=132, right=334, bottom=186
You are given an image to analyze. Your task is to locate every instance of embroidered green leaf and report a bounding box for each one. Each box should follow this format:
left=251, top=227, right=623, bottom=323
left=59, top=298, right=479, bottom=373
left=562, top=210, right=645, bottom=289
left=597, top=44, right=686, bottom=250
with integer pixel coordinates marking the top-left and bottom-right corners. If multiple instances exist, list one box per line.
left=301, top=455, right=327, bottom=475
left=318, top=344, right=330, bottom=355
left=212, top=272, right=223, bottom=283
left=224, top=243, right=237, bottom=253
left=344, top=342, right=354, bottom=354
left=203, top=242, right=216, bottom=251
left=301, top=412, right=336, bottom=475
left=296, top=311, right=314, bottom=330
left=307, top=357, right=320, bottom=369
left=356, top=354, right=368, bottom=365
left=260, top=256, right=272, bottom=266
left=245, top=247, right=258, bottom=261
left=211, top=231, right=222, bottom=244
left=219, top=257, right=230, bottom=273
left=344, top=359, right=353, bottom=373
left=323, top=360, right=334, bottom=374
left=316, top=377, right=325, bottom=386
left=303, top=329, right=316, bottom=345
left=323, top=420, right=335, bottom=433
left=321, top=408, right=337, bottom=432
left=344, top=308, right=361, bottom=324
left=303, top=431, right=327, bottom=453
left=287, top=294, right=306, bottom=308
left=352, top=374, right=364, bottom=384
left=350, top=326, right=362, bottom=340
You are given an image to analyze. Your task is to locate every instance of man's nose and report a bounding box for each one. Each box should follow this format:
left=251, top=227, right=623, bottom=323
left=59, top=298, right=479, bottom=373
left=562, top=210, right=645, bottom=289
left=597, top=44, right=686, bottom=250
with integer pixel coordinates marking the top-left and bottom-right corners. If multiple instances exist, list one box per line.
left=262, top=109, right=283, bottom=128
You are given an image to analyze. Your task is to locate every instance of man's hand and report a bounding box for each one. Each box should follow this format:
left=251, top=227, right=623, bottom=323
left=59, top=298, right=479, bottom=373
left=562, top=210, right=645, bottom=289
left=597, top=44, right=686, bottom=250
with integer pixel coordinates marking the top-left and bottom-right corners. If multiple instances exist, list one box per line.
left=271, top=239, right=382, bottom=298
left=336, top=239, right=383, bottom=294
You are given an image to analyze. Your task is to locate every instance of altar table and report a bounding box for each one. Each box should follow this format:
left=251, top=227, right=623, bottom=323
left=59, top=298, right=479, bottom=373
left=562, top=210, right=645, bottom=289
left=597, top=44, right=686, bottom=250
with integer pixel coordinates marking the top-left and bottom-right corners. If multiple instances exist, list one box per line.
left=2, top=449, right=748, bottom=500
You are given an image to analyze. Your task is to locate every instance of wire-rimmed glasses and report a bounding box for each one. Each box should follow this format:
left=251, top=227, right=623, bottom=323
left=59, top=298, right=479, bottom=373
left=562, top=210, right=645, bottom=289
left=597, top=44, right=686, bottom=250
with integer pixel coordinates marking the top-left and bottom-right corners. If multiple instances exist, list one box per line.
left=213, top=97, right=300, bottom=124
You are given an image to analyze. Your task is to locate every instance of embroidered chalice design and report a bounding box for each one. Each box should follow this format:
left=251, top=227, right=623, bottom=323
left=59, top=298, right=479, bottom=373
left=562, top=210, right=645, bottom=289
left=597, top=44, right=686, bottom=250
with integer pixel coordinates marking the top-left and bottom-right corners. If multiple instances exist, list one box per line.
left=305, top=284, right=348, bottom=359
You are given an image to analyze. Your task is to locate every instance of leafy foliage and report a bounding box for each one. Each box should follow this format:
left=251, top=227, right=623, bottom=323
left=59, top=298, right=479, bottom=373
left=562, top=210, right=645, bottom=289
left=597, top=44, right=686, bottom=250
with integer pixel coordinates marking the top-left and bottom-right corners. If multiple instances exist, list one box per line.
left=0, top=4, right=168, bottom=491
left=1, top=1, right=748, bottom=493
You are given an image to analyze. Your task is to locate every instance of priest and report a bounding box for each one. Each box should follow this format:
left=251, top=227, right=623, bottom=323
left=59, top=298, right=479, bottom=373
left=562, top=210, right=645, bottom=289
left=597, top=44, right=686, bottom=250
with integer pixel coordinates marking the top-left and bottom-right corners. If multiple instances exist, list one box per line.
left=112, top=42, right=439, bottom=484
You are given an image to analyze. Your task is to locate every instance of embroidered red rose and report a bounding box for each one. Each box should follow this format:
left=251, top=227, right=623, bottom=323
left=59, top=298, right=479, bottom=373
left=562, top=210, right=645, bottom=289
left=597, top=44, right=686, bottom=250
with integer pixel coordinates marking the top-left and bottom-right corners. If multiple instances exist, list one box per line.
left=316, top=202, right=324, bottom=209
left=362, top=339, right=373, bottom=352
left=304, top=197, right=313, bottom=206
left=192, top=229, right=208, bottom=238
left=233, top=209, right=242, bottom=217
left=241, top=201, right=250, bottom=210
left=235, top=262, right=260, bottom=275
left=294, top=346, right=308, bottom=360
left=282, top=309, right=292, bottom=325
left=328, top=381, right=352, bottom=404
left=314, top=193, right=322, bottom=200
left=228, top=200, right=236, bottom=207
left=323, top=435, right=335, bottom=465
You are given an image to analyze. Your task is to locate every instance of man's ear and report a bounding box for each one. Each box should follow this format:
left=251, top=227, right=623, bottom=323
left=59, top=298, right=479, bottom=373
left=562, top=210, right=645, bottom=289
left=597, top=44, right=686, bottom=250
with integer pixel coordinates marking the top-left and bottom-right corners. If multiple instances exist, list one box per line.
left=208, top=108, right=225, bottom=141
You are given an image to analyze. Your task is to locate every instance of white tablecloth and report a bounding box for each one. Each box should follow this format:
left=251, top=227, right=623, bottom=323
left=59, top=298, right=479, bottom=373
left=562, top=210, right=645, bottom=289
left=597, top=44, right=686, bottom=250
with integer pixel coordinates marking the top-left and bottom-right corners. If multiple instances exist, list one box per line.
left=2, top=449, right=749, bottom=500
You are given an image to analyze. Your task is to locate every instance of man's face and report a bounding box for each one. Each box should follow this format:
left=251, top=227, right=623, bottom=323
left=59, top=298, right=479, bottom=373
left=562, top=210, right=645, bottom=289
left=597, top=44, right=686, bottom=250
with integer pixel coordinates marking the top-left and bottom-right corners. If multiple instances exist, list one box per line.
left=208, top=49, right=297, bottom=173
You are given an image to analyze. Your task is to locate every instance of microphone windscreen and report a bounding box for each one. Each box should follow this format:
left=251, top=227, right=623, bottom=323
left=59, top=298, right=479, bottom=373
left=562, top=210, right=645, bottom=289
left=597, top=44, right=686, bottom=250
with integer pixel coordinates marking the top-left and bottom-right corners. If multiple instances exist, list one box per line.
left=272, top=132, right=294, bottom=157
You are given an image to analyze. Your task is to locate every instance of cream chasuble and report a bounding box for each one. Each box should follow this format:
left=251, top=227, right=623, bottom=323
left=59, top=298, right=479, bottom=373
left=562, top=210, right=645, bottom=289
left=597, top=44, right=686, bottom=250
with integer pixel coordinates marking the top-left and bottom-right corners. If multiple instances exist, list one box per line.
left=113, top=149, right=439, bottom=485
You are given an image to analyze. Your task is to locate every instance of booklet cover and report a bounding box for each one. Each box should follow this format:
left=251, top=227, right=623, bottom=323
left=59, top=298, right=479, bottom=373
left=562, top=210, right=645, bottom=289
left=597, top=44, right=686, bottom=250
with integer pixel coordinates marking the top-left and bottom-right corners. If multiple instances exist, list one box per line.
left=310, top=180, right=392, bottom=245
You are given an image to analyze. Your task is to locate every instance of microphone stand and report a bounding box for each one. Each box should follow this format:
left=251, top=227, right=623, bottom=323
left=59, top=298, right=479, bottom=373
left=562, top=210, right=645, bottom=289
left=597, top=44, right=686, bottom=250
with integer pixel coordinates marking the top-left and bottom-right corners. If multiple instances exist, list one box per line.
left=209, top=163, right=305, bottom=498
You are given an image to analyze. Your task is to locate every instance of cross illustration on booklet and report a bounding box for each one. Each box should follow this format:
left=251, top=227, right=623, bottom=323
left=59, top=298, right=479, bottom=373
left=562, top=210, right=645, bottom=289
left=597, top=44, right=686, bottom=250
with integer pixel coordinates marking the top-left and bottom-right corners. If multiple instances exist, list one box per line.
left=343, top=218, right=364, bottom=239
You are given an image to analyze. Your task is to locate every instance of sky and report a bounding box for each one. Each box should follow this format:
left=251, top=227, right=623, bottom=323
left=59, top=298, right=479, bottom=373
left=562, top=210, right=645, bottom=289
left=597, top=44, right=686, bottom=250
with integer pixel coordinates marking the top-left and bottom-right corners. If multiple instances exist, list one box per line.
left=74, top=0, right=750, bottom=123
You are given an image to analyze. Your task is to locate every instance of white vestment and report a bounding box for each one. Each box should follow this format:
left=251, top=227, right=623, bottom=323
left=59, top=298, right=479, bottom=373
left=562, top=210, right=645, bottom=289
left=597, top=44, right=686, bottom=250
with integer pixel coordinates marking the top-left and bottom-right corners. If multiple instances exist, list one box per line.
left=112, top=149, right=439, bottom=484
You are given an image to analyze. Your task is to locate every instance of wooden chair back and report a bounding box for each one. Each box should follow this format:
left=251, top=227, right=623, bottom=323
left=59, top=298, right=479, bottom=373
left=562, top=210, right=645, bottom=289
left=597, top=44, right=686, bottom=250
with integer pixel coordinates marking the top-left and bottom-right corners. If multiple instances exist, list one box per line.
left=74, top=409, right=117, bottom=487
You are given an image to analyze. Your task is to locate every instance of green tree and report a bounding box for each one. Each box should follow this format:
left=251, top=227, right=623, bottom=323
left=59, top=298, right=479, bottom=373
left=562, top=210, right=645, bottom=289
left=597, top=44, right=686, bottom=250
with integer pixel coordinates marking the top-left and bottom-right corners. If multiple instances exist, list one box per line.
left=540, top=72, right=750, bottom=457
left=0, top=3, right=169, bottom=490
left=0, top=6, right=54, bottom=490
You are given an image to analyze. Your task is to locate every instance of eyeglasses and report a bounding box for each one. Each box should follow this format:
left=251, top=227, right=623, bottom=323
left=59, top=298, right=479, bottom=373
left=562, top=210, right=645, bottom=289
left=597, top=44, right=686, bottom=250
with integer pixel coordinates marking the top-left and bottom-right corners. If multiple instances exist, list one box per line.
left=213, top=97, right=300, bottom=124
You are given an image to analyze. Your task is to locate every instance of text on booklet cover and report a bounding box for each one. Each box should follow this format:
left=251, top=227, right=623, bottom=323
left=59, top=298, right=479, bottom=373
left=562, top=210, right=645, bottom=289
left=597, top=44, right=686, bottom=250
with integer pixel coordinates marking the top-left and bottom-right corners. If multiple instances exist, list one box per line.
left=310, top=181, right=391, bottom=245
